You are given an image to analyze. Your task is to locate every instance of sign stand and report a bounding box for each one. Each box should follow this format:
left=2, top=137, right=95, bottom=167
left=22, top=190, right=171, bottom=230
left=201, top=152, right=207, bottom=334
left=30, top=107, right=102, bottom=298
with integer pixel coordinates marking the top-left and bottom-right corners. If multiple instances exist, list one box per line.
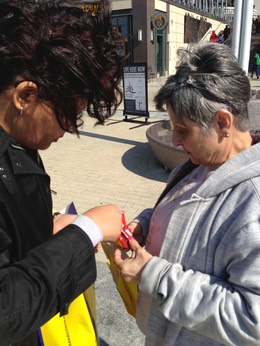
left=122, top=63, right=150, bottom=123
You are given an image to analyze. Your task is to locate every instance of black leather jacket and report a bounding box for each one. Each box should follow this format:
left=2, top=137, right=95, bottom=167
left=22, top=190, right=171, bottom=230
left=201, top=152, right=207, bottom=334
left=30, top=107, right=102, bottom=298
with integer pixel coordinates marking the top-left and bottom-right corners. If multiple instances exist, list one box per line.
left=0, top=128, right=96, bottom=345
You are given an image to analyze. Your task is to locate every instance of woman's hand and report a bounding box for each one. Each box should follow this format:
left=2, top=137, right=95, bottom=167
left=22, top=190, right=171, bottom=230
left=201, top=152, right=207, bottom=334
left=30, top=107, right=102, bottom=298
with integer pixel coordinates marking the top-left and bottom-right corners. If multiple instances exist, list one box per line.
left=53, top=204, right=121, bottom=243
left=114, top=237, right=152, bottom=284
left=128, top=221, right=145, bottom=246
left=53, top=214, right=78, bottom=234
left=83, top=204, right=122, bottom=242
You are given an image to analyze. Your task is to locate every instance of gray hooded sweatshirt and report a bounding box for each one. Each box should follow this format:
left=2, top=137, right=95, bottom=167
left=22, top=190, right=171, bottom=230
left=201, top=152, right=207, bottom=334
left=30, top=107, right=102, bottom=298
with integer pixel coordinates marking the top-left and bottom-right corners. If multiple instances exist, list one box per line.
left=136, top=142, right=260, bottom=346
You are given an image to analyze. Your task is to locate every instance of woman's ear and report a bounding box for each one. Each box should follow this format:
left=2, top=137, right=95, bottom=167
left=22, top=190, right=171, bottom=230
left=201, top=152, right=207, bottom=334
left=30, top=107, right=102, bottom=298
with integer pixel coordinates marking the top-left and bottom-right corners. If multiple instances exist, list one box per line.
left=12, top=81, right=38, bottom=115
left=216, top=109, right=233, bottom=136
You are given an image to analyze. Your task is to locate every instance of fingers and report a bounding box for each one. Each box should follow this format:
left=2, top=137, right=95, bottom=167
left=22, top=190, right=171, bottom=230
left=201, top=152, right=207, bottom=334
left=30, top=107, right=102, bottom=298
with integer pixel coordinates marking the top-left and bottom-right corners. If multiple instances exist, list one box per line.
left=114, top=238, right=140, bottom=265
left=53, top=214, right=78, bottom=234
left=127, top=223, right=144, bottom=246
left=128, top=222, right=141, bottom=235
left=114, top=248, right=123, bottom=266
left=128, top=237, right=141, bottom=252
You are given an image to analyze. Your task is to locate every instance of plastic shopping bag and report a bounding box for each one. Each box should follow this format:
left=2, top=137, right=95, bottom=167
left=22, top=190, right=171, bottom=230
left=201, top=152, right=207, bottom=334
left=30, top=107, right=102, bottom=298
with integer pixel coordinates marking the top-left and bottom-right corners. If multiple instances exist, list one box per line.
left=101, top=241, right=138, bottom=317
left=39, top=202, right=98, bottom=345
left=39, top=287, right=98, bottom=346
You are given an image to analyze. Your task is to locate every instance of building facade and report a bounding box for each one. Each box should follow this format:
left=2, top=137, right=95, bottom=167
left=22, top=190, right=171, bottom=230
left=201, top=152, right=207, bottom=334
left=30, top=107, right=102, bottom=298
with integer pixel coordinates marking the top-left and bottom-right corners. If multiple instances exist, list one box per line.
left=110, top=0, right=250, bottom=79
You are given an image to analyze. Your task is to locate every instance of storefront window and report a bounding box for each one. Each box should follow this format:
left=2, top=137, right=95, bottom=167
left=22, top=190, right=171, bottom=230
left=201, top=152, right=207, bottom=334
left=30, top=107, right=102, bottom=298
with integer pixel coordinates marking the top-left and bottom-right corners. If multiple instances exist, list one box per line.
left=111, top=15, right=132, bottom=62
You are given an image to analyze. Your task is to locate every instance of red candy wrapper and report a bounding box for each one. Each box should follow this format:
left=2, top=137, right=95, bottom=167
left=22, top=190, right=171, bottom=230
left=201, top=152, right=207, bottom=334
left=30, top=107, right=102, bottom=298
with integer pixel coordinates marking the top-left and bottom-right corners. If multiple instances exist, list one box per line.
left=115, top=211, right=133, bottom=249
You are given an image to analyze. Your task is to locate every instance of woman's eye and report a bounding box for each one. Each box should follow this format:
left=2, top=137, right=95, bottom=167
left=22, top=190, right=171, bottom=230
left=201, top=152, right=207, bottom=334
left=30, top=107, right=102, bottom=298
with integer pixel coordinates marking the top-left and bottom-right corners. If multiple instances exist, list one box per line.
left=176, top=129, right=186, bottom=135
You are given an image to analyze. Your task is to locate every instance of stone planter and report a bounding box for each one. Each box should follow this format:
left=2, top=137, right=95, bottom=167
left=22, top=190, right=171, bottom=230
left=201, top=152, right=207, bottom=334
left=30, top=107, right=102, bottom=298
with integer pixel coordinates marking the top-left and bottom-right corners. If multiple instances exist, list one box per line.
left=146, top=120, right=189, bottom=171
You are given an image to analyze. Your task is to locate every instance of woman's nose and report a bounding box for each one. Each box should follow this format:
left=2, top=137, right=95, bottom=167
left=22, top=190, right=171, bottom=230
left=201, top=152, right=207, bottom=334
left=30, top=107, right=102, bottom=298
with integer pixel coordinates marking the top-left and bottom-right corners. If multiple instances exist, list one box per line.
left=172, top=131, right=182, bottom=147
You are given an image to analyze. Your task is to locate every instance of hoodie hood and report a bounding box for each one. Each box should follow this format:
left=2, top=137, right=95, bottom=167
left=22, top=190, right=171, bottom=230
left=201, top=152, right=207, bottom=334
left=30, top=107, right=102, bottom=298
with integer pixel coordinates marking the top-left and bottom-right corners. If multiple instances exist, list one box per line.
left=196, top=142, right=260, bottom=198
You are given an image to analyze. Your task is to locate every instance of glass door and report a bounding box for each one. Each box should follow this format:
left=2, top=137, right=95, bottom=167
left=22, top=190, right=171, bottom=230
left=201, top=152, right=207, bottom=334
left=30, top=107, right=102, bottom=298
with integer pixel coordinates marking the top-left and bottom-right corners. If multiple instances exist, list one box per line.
left=155, top=29, right=166, bottom=76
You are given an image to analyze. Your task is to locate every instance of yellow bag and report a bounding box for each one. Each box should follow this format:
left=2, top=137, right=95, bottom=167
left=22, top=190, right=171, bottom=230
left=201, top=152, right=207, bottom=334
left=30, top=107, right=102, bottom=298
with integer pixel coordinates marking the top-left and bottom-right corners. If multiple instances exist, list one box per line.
left=101, top=242, right=138, bottom=317
left=39, top=285, right=98, bottom=346
left=39, top=203, right=98, bottom=345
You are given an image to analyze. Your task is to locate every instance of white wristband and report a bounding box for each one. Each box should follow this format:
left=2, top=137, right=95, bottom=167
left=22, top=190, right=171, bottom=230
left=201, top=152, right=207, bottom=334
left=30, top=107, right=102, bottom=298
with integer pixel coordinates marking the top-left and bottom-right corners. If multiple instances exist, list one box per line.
left=72, top=214, right=103, bottom=247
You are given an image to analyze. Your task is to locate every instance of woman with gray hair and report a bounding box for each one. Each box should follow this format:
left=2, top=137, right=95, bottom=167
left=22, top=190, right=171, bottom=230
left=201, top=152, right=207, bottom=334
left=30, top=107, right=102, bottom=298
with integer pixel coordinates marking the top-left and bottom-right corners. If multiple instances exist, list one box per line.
left=115, top=42, right=260, bottom=345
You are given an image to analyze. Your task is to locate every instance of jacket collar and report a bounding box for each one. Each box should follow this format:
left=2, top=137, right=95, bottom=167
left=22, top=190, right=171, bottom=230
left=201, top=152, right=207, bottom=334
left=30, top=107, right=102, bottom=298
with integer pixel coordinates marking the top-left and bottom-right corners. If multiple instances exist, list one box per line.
left=0, top=127, right=48, bottom=176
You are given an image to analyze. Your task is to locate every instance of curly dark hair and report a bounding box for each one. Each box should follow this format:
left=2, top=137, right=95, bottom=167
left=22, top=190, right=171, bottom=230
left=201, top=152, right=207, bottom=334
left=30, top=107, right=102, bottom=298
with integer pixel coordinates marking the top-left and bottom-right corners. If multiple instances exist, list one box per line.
left=0, top=0, right=125, bottom=133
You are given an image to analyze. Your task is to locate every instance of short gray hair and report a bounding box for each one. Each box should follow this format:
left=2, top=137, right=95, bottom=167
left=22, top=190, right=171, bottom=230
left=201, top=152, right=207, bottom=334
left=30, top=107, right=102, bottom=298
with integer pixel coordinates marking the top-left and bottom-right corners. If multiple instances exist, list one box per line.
left=154, top=42, right=251, bottom=132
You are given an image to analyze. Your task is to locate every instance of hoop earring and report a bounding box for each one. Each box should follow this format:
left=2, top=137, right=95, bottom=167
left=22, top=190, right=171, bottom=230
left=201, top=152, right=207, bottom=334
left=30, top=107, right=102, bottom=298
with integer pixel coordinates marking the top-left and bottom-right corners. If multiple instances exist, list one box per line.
left=223, top=133, right=230, bottom=138
left=19, top=106, right=23, bottom=116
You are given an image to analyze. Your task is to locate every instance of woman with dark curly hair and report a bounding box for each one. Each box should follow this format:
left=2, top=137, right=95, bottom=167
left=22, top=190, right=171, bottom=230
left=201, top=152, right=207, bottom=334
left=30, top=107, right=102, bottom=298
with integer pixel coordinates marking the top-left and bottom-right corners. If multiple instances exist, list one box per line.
left=0, top=1, right=124, bottom=344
